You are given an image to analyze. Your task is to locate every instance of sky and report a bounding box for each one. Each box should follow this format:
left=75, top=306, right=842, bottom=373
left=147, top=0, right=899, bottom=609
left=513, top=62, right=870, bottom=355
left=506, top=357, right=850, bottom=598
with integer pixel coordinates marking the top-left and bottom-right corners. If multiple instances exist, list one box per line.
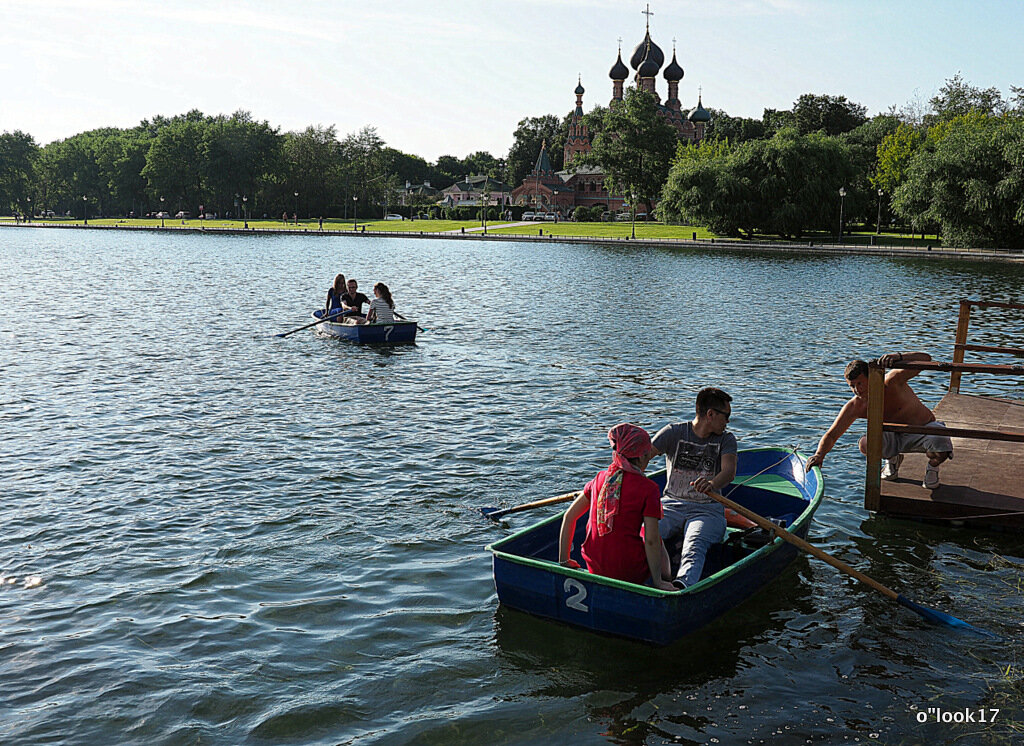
left=2, top=0, right=1021, bottom=162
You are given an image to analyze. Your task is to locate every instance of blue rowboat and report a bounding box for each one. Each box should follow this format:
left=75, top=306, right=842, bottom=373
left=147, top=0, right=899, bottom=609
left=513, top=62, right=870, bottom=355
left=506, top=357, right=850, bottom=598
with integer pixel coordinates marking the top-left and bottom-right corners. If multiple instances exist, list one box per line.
left=487, top=447, right=824, bottom=645
left=310, top=309, right=418, bottom=344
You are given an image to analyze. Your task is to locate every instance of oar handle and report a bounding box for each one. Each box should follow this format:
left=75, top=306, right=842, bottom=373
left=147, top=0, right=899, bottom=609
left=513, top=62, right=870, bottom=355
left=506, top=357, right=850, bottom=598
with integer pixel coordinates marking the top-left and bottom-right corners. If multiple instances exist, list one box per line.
left=706, top=490, right=899, bottom=602
left=483, top=490, right=581, bottom=520
left=275, top=309, right=351, bottom=338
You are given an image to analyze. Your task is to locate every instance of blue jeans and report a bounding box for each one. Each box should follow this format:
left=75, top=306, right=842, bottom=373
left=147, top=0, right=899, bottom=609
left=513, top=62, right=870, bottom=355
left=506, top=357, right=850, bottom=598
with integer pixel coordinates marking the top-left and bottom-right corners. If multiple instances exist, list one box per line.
left=659, top=500, right=726, bottom=586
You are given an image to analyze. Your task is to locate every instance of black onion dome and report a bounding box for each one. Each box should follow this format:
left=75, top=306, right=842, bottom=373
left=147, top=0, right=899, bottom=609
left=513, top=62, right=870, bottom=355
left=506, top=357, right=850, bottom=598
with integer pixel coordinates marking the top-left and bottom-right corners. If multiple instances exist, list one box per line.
left=575, top=79, right=585, bottom=95
left=629, top=31, right=663, bottom=71
left=638, top=55, right=659, bottom=78
left=687, top=96, right=711, bottom=123
left=609, top=52, right=629, bottom=80
left=663, top=51, right=684, bottom=82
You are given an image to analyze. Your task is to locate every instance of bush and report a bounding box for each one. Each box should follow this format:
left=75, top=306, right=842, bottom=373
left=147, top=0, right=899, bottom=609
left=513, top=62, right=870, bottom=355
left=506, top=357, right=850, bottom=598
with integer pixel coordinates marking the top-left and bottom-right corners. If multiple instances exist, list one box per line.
left=572, top=206, right=590, bottom=222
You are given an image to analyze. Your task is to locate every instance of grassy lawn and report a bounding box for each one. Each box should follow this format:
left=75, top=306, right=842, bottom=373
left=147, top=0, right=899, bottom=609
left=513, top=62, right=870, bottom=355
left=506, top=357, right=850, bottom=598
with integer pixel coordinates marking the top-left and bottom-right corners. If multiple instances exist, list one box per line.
left=0, top=216, right=945, bottom=248
left=486, top=221, right=722, bottom=240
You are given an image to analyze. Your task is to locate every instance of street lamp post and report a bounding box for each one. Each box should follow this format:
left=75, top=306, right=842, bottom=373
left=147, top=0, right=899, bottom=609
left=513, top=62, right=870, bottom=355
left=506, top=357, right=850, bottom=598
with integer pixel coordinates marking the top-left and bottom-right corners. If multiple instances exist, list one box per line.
left=294, top=191, right=299, bottom=226
left=630, top=191, right=637, bottom=240
left=83, top=195, right=88, bottom=225
left=838, top=187, right=846, bottom=242
left=353, top=196, right=358, bottom=230
left=242, top=196, right=248, bottom=229
left=26, top=196, right=31, bottom=223
left=876, top=188, right=884, bottom=235
left=160, top=196, right=165, bottom=228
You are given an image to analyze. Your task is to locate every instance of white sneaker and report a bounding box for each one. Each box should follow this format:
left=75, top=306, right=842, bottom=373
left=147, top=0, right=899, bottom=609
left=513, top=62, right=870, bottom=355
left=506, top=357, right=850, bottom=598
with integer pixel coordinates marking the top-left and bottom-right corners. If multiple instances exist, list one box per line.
left=881, top=454, right=904, bottom=481
left=923, top=463, right=940, bottom=489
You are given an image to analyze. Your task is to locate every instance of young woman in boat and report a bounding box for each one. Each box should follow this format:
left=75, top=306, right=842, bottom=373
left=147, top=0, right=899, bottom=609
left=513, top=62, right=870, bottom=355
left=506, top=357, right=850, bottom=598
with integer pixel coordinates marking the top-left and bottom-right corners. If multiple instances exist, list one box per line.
left=558, top=423, right=677, bottom=591
left=324, top=274, right=347, bottom=318
left=352, top=282, right=396, bottom=324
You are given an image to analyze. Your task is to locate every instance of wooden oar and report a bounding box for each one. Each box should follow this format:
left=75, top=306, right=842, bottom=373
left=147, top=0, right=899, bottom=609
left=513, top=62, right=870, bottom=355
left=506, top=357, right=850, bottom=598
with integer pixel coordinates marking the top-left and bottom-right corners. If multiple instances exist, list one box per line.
left=705, top=489, right=995, bottom=637
left=393, top=311, right=426, bottom=333
left=274, top=309, right=351, bottom=338
left=481, top=491, right=581, bottom=521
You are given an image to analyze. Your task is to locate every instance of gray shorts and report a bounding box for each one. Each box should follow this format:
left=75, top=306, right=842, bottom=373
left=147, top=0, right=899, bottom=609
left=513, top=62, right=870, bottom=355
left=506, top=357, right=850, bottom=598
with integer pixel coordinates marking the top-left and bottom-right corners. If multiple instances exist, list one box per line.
left=882, top=420, right=954, bottom=460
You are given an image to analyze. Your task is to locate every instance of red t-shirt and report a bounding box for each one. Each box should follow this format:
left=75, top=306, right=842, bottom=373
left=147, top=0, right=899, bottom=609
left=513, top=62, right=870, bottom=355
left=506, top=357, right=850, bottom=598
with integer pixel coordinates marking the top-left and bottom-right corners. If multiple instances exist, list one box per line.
left=580, top=468, right=663, bottom=584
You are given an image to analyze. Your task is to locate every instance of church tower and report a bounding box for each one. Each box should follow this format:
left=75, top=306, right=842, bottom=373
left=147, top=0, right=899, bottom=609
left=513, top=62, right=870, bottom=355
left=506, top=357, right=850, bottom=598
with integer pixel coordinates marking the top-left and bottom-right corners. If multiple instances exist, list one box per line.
left=563, top=77, right=592, bottom=164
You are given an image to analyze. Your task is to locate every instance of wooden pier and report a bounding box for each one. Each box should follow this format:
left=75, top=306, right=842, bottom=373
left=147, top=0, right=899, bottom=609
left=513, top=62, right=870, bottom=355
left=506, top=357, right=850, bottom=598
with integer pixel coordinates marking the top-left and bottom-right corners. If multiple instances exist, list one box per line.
left=864, top=300, right=1024, bottom=531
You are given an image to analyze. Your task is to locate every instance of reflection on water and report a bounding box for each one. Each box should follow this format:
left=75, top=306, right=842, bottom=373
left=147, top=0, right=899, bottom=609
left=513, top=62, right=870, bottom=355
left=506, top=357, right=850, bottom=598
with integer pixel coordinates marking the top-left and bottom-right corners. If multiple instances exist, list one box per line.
left=0, top=228, right=1022, bottom=745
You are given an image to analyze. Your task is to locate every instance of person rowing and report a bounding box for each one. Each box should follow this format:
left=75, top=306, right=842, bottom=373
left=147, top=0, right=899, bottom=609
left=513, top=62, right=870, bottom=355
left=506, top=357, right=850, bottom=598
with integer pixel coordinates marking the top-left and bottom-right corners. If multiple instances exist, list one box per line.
left=341, top=278, right=370, bottom=318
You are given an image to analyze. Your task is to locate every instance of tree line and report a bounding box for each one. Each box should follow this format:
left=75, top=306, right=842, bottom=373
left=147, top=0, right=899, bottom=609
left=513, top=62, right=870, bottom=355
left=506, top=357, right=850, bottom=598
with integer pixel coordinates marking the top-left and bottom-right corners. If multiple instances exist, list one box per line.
left=659, top=75, right=1024, bottom=249
left=1, top=75, right=1021, bottom=247
left=0, top=110, right=505, bottom=220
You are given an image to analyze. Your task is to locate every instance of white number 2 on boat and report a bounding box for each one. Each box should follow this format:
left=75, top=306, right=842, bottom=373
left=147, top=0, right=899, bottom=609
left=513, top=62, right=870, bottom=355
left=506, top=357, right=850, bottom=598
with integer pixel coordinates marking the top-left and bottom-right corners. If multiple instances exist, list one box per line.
left=563, top=578, right=589, bottom=612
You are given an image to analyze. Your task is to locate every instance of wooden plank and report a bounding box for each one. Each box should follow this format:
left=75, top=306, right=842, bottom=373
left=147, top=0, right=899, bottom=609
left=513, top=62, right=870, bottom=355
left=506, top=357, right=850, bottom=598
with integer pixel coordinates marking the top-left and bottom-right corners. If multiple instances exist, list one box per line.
left=957, top=343, right=1024, bottom=357
left=893, top=360, right=1024, bottom=375
left=882, top=423, right=1024, bottom=443
left=950, top=299, right=971, bottom=393
left=964, top=299, right=1024, bottom=311
left=864, top=364, right=885, bottom=511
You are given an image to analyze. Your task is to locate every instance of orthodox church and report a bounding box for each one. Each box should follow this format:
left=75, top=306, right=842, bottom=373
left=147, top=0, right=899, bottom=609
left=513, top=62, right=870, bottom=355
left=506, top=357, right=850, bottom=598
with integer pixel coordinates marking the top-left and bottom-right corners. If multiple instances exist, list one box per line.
left=511, top=11, right=711, bottom=215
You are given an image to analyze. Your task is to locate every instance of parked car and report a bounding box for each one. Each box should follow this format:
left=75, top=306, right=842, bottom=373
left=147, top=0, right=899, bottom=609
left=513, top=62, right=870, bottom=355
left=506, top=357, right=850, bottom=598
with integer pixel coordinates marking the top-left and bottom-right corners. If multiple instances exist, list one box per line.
left=635, top=212, right=648, bottom=221
left=42, top=210, right=55, bottom=217
left=155, top=211, right=170, bottom=219
left=544, top=212, right=557, bottom=221
left=616, top=212, right=632, bottom=221
left=384, top=213, right=403, bottom=220
left=532, top=212, right=546, bottom=221
left=175, top=211, right=190, bottom=218
left=521, top=211, right=535, bottom=220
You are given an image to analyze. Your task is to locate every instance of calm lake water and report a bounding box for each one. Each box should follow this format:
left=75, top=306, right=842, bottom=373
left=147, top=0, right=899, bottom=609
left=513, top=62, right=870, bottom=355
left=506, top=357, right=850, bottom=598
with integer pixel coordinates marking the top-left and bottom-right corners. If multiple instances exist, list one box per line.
left=1, top=227, right=1022, bottom=745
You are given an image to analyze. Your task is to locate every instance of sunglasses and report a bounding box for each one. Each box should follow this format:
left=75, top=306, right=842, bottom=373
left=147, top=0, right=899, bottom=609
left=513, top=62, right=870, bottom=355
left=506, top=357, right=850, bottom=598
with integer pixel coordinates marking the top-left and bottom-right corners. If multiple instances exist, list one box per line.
left=711, top=408, right=731, bottom=422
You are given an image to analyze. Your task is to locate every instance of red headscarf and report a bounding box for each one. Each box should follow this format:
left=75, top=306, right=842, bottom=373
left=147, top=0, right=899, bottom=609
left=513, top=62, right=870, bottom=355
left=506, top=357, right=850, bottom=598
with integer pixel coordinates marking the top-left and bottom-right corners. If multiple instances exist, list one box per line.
left=595, top=423, right=651, bottom=536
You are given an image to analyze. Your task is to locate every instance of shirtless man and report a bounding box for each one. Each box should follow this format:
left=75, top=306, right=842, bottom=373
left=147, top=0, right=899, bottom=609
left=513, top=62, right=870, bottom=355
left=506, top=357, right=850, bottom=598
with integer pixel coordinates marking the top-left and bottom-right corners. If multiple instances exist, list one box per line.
left=805, top=351, right=953, bottom=489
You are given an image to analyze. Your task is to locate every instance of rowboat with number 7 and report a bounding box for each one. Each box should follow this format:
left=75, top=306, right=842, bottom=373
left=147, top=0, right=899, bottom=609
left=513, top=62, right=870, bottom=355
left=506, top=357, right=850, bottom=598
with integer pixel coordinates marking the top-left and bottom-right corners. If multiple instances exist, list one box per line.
left=310, top=309, right=418, bottom=344
left=486, top=447, right=823, bottom=645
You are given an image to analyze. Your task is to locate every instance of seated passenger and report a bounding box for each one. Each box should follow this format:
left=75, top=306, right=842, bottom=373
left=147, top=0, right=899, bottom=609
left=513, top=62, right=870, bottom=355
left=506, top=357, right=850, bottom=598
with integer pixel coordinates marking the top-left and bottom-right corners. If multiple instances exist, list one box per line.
left=353, top=282, right=396, bottom=324
left=650, top=387, right=737, bottom=587
left=340, top=279, right=370, bottom=320
left=557, top=424, right=676, bottom=590
left=325, top=274, right=347, bottom=318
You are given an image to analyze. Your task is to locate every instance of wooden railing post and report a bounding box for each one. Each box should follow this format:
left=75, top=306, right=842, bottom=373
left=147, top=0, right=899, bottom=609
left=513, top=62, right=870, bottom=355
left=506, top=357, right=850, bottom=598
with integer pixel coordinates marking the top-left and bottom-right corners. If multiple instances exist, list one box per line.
left=864, top=363, right=885, bottom=512
left=949, top=299, right=972, bottom=393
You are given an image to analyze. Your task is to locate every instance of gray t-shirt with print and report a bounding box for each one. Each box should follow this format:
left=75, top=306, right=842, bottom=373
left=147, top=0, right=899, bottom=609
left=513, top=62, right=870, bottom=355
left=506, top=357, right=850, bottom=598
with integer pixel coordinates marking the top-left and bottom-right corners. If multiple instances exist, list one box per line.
left=652, top=422, right=738, bottom=504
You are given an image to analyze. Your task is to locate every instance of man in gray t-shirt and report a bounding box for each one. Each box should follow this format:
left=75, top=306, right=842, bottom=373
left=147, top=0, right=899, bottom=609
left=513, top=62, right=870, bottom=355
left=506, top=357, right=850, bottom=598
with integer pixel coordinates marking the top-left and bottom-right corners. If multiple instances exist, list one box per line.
left=650, top=388, right=737, bottom=587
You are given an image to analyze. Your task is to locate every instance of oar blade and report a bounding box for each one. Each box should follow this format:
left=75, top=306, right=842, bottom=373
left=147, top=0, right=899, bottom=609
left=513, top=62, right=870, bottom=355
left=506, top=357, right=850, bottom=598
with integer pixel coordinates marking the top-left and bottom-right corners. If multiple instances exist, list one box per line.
left=896, top=594, right=998, bottom=638
left=480, top=507, right=506, bottom=520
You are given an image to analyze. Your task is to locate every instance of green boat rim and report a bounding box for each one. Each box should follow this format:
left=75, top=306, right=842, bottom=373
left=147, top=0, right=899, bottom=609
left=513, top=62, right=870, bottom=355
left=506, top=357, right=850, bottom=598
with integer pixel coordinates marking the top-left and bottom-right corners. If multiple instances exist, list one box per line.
left=486, top=451, right=824, bottom=598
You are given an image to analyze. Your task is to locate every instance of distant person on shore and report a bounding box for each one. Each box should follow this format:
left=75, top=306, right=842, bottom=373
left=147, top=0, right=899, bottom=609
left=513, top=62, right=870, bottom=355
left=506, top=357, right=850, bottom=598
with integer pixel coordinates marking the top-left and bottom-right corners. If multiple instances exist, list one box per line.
left=805, top=352, right=953, bottom=489
left=650, top=387, right=737, bottom=588
left=341, top=279, right=370, bottom=319
left=318, top=216, right=323, bottom=231
left=325, top=274, right=347, bottom=318
left=353, top=283, right=396, bottom=324
left=558, top=423, right=676, bottom=590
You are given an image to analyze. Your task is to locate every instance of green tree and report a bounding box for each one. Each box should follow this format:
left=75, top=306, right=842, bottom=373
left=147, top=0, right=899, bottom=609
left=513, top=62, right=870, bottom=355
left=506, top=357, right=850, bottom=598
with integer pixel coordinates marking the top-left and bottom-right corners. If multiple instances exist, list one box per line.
left=283, top=125, right=343, bottom=218
left=793, top=93, right=868, bottom=136
left=926, top=73, right=1006, bottom=125
left=874, top=122, right=924, bottom=196
left=579, top=87, right=678, bottom=215
left=703, top=109, right=765, bottom=143
left=506, top=114, right=563, bottom=185
left=660, top=129, right=856, bottom=239
left=0, top=130, right=39, bottom=214
left=893, top=114, right=1024, bottom=248
left=141, top=116, right=207, bottom=212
